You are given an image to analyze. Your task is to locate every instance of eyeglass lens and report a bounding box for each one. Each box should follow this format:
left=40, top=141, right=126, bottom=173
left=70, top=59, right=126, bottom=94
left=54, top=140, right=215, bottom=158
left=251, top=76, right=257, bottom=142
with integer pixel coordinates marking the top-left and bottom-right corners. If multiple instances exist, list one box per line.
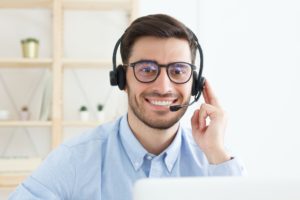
left=133, top=61, right=193, bottom=83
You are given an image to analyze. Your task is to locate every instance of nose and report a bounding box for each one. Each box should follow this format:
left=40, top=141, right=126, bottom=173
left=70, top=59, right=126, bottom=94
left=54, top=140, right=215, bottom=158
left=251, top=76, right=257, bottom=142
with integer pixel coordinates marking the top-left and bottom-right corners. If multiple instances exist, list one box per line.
left=152, top=68, right=173, bottom=93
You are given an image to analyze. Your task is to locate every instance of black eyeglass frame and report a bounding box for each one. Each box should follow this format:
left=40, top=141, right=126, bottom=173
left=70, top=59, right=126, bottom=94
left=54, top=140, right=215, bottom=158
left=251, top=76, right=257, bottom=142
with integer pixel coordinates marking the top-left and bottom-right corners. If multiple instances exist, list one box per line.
left=124, top=60, right=196, bottom=84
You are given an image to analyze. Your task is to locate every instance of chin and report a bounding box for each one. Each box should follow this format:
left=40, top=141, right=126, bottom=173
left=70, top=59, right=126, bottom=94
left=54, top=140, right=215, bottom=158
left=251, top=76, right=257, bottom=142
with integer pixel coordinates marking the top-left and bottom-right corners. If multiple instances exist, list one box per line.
left=133, top=106, right=187, bottom=130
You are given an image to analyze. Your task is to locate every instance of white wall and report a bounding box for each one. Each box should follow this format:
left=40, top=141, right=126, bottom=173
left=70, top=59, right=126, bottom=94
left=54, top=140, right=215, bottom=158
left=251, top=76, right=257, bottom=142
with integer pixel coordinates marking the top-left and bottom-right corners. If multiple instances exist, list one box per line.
left=139, top=0, right=300, bottom=177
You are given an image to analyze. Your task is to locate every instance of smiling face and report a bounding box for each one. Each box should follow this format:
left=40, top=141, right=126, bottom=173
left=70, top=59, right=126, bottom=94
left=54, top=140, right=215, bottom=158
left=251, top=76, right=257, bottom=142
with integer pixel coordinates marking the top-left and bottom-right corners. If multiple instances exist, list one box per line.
left=125, top=36, right=193, bottom=130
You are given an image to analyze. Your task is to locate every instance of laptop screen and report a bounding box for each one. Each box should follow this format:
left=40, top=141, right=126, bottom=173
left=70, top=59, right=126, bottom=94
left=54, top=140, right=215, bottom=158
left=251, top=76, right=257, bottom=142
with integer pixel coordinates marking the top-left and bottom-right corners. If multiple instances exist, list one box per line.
left=133, top=177, right=300, bottom=200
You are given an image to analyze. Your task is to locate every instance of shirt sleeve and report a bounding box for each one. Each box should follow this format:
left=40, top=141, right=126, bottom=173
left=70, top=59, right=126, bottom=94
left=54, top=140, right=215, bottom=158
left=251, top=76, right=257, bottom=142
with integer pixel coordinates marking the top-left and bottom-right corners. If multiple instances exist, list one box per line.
left=8, top=145, right=76, bottom=200
left=207, top=157, right=247, bottom=176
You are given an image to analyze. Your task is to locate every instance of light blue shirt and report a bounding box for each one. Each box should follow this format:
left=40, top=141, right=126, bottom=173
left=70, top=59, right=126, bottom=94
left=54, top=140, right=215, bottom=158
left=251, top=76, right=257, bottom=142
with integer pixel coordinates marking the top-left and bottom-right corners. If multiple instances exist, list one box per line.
left=9, top=114, right=246, bottom=200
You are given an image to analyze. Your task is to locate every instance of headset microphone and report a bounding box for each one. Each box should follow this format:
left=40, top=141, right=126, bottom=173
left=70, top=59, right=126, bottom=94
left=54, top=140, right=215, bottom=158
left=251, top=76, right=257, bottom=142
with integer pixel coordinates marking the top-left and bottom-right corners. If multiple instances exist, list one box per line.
left=169, top=99, right=198, bottom=112
left=169, top=79, right=204, bottom=112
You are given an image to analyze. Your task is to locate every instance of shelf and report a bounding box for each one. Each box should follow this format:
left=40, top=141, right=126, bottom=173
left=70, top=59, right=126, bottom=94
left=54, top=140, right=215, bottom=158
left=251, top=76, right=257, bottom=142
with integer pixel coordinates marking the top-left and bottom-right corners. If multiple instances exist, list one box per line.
left=0, top=157, right=42, bottom=172
left=63, top=0, right=132, bottom=11
left=0, top=173, right=28, bottom=187
left=0, top=157, right=42, bottom=187
left=0, top=121, right=52, bottom=127
left=0, top=120, right=103, bottom=127
left=63, top=59, right=112, bottom=68
left=63, top=121, right=101, bottom=127
left=0, top=0, right=52, bottom=9
left=0, top=58, right=52, bottom=68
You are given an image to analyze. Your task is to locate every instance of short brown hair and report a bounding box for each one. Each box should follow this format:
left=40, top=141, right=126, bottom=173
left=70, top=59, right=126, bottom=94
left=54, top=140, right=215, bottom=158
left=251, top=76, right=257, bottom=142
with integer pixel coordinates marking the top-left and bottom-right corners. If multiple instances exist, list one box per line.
left=120, top=14, right=197, bottom=64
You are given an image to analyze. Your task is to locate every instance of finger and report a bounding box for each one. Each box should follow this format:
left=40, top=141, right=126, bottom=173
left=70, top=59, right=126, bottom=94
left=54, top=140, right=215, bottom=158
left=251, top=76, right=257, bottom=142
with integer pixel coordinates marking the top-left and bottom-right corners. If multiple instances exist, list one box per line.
left=203, top=80, right=221, bottom=108
left=191, top=109, right=200, bottom=130
left=198, top=103, right=218, bottom=129
left=203, top=87, right=209, bottom=103
left=198, top=104, right=208, bottom=130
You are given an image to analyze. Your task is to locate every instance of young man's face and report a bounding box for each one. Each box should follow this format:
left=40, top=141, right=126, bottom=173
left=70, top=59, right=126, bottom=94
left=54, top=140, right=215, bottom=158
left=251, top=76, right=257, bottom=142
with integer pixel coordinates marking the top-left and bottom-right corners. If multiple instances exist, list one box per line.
left=126, top=36, right=193, bottom=129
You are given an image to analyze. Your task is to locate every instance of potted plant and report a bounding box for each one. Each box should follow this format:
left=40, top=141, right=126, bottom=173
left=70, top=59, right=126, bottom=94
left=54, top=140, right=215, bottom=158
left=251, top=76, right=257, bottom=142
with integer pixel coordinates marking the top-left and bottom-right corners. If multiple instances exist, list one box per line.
left=20, top=106, right=30, bottom=120
left=21, top=37, right=39, bottom=58
left=97, top=104, right=105, bottom=121
left=79, top=106, right=89, bottom=121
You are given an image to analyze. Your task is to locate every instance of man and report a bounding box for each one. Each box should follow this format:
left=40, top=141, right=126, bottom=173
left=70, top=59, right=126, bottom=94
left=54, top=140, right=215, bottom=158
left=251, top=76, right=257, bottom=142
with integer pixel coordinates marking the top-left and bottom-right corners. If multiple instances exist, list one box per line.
left=10, top=14, right=245, bottom=200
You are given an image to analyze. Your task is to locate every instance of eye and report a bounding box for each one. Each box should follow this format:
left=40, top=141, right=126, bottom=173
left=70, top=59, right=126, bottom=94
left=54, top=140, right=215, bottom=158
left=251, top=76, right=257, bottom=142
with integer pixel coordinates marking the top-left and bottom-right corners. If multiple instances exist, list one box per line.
left=134, top=61, right=158, bottom=77
left=141, top=65, right=156, bottom=73
left=169, top=63, right=190, bottom=75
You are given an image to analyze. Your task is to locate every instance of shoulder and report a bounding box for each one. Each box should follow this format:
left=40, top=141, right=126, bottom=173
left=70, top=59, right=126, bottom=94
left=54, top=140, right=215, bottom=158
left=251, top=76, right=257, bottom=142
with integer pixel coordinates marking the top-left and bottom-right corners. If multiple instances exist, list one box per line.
left=32, top=117, right=122, bottom=179
left=180, top=125, right=198, bottom=147
left=12, top=118, right=123, bottom=199
left=63, top=117, right=122, bottom=149
left=179, top=125, right=207, bottom=157
left=52, top=117, right=123, bottom=164
left=37, top=117, right=122, bottom=167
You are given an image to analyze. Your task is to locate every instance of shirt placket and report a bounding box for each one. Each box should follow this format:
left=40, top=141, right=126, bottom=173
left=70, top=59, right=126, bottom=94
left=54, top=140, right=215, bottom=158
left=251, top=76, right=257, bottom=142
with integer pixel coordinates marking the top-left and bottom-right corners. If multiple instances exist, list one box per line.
left=148, top=156, right=164, bottom=178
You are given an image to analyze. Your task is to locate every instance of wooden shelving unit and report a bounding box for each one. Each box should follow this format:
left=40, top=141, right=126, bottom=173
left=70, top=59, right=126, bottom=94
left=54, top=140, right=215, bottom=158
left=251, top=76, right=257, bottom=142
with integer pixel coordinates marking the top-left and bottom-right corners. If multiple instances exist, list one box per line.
left=0, top=173, right=28, bottom=188
left=0, top=0, right=137, bottom=188
left=0, top=58, right=52, bottom=68
left=0, top=0, right=52, bottom=9
left=0, top=121, right=52, bottom=127
left=0, top=158, right=42, bottom=188
left=63, top=1, right=132, bottom=11
left=62, top=58, right=111, bottom=68
left=63, top=120, right=101, bottom=127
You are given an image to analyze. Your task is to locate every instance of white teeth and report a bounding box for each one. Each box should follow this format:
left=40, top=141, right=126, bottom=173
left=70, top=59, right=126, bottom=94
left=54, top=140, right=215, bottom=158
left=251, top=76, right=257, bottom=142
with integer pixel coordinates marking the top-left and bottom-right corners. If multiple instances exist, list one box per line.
left=150, top=100, right=172, bottom=106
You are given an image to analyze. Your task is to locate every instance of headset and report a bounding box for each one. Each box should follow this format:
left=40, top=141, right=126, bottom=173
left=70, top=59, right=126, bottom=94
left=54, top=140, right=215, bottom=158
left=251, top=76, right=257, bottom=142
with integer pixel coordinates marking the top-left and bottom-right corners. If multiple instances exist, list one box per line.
left=109, top=28, right=205, bottom=112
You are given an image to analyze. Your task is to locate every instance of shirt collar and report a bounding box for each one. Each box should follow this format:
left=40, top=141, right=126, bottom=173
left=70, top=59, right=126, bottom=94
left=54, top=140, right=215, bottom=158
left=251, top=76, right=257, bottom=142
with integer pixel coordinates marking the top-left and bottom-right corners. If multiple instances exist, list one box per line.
left=163, top=125, right=182, bottom=173
left=119, top=114, right=147, bottom=171
left=119, top=114, right=182, bottom=172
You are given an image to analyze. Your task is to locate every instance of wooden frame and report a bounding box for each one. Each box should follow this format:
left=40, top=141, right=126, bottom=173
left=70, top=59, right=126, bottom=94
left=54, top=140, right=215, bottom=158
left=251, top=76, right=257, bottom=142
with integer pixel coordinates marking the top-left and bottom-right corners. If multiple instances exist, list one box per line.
left=0, top=0, right=137, bottom=188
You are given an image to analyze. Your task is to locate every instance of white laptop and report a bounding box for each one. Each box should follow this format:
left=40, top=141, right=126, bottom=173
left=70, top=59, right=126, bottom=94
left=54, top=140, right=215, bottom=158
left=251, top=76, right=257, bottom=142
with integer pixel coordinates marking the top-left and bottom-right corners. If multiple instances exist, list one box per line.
left=133, top=177, right=300, bottom=200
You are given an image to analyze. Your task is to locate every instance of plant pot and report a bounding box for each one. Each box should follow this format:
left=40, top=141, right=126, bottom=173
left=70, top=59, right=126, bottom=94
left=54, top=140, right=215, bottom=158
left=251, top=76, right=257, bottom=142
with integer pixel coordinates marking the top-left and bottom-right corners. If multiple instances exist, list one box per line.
left=21, top=38, right=39, bottom=58
left=97, top=111, right=105, bottom=122
left=20, top=111, right=30, bottom=121
left=79, top=111, right=89, bottom=121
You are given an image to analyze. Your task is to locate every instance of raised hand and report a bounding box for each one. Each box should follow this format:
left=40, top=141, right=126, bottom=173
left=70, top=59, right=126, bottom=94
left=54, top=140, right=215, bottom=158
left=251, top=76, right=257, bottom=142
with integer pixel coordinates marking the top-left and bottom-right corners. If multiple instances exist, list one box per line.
left=191, top=80, right=231, bottom=164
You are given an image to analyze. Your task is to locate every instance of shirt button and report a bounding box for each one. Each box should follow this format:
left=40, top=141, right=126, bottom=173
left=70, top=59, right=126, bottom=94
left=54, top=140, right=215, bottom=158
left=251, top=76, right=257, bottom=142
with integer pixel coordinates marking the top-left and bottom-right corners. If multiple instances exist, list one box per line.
left=146, top=155, right=153, bottom=160
left=134, top=161, right=140, bottom=167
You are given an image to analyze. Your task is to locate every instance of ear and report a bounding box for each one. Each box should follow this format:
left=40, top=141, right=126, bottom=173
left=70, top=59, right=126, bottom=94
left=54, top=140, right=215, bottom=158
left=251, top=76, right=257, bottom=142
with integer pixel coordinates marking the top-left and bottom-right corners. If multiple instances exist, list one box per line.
left=124, top=83, right=128, bottom=93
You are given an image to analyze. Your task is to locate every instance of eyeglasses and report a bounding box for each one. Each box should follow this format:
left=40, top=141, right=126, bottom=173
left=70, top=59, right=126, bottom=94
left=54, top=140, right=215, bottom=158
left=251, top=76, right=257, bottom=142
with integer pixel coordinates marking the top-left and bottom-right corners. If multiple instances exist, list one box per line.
left=125, top=60, right=196, bottom=84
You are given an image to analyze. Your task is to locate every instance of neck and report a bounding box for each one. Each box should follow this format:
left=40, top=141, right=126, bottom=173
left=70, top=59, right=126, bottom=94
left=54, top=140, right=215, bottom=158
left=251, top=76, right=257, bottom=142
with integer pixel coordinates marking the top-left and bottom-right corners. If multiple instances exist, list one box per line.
left=127, top=111, right=179, bottom=155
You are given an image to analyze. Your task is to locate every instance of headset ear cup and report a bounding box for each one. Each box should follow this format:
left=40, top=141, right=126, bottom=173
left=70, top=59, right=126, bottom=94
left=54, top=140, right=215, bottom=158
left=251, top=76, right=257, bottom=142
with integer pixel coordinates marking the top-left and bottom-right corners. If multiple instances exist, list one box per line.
left=198, top=77, right=205, bottom=97
left=191, top=72, right=198, bottom=96
left=110, top=70, right=118, bottom=86
left=116, top=65, right=126, bottom=90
